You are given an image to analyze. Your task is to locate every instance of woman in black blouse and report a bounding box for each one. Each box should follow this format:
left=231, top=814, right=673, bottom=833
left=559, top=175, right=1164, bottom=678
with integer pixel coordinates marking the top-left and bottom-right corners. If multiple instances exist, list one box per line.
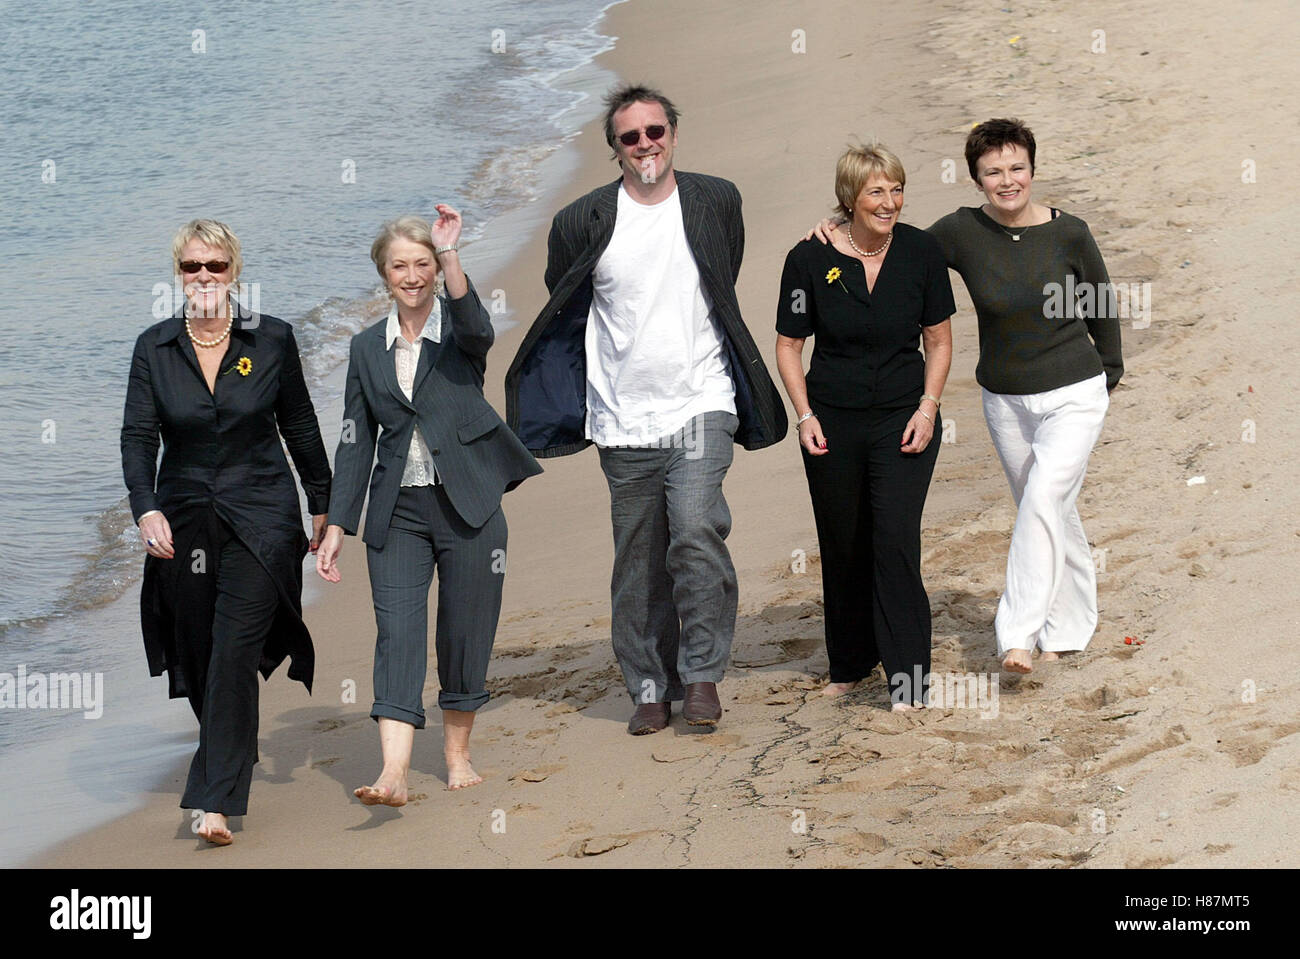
left=806, top=120, right=1123, bottom=675
left=121, top=219, right=331, bottom=845
left=776, top=145, right=953, bottom=708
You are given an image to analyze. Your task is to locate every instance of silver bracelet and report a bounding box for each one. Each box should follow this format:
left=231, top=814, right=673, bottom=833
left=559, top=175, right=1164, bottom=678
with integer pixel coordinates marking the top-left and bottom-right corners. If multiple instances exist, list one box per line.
left=920, top=394, right=941, bottom=407
left=796, top=411, right=817, bottom=428
left=434, top=244, right=459, bottom=255
left=916, top=408, right=934, bottom=424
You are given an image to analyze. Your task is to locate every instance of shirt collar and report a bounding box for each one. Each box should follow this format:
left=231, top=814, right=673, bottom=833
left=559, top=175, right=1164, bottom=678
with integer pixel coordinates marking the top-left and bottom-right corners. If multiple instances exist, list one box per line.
left=158, top=300, right=258, bottom=345
left=385, top=297, right=442, bottom=350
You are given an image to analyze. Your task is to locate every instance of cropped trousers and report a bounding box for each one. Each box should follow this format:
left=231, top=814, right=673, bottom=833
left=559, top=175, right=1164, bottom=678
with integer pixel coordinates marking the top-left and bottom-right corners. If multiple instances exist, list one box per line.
left=365, top=484, right=507, bottom=723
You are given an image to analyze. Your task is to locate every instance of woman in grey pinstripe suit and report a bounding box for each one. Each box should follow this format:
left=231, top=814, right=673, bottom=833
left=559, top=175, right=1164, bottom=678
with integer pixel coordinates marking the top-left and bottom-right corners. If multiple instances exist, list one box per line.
left=316, top=209, right=541, bottom=801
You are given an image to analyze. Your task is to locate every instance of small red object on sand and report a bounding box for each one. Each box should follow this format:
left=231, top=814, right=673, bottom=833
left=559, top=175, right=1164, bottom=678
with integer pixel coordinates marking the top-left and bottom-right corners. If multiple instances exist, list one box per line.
left=1124, top=636, right=1144, bottom=646
left=1248, top=386, right=1254, bottom=392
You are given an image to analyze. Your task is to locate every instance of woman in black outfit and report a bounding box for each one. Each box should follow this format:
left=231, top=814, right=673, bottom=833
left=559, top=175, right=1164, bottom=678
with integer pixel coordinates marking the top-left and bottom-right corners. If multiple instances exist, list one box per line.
left=121, top=219, right=331, bottom=845
left=775, top=145, right=953, bottom=709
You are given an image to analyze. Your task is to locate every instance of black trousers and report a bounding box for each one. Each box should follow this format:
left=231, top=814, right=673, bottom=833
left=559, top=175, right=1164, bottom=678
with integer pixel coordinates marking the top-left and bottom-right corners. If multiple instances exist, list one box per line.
left=181, top=510, right=278, bottom=816
left=801, top=402, right=941, bottom=698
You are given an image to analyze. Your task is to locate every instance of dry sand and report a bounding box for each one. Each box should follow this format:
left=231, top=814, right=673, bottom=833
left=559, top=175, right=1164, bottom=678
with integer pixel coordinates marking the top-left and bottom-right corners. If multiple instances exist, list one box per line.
left=34, top=0, right=1300, bottom=867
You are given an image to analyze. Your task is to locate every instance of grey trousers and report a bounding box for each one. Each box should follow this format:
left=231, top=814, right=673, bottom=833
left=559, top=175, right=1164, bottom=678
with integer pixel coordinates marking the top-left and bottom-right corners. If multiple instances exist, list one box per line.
left=365, top=485, right=507, bottom=722
left=597, top=411, right=739, bottom=704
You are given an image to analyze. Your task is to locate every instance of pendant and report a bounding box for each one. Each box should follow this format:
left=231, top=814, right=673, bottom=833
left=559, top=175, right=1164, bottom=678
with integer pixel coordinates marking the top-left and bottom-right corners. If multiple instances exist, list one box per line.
left=1012, top=234, right=1021, bottom=241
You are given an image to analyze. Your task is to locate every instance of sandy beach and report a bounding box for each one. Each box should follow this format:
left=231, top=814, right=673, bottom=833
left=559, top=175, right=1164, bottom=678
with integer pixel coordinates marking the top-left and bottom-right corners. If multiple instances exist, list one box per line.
left=32, top=0, right=1300, bottom=868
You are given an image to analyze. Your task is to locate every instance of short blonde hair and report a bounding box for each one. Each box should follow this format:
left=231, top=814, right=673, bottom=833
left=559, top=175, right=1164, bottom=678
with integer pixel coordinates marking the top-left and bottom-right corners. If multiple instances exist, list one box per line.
left=171, top=219, right=242, bottom=281
left=370, top=215, right=439, bottom=281
left=833, top=143, right=907, bottom=219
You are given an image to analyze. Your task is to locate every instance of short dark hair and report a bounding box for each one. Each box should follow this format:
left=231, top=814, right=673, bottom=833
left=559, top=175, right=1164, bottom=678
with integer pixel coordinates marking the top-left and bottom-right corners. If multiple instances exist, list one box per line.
left=602, top=83, right=681, bottom=152
left=965, top=117, right=1036, bottom=181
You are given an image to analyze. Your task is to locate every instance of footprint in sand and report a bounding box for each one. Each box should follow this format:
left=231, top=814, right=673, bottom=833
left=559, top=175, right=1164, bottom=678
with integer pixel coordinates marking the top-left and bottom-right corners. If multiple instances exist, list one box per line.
left=968, top=784, right=1021, bottom=804
left=759, top=603, right=819, bottom=625
left=511, top=764, right=565, bottom=783
left=566, top=835, right=629, bottom=857
left=842, top=831, right=888, bottom=856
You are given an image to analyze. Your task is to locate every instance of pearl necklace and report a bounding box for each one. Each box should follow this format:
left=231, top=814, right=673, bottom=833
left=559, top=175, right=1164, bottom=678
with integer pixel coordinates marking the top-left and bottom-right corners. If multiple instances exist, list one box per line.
left=847, top=222, right=892, bottom=257
left=186, top=312, right=233, bottom=348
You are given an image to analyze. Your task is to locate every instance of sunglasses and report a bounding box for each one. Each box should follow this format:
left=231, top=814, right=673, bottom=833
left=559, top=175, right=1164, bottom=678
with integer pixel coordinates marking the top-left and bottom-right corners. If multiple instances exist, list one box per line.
left=616, top=124, right=667, bottom=147
left=179, top=259, right=231, bottom=274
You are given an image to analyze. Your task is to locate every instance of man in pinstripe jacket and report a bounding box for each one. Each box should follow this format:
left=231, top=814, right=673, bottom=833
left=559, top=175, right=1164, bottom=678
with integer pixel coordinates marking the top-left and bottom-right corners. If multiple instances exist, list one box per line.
left=506, top=84, right=786, bottom=735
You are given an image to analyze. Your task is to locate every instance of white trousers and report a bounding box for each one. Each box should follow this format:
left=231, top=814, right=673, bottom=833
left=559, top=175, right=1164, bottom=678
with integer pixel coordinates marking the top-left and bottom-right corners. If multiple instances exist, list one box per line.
left=981, top=373, right=1109, bottom=654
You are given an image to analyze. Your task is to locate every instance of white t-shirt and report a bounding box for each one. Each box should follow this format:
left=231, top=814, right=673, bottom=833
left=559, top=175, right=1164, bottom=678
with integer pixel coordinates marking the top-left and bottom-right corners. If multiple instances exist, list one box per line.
left=584, top=183, right=736, bottom=446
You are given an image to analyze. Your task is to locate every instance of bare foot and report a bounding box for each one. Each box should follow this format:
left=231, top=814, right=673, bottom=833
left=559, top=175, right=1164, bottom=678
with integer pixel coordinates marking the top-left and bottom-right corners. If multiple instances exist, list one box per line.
left=354, top=768, right=408, bottom=806
left=1002, top=648, right=1033, bottom=673
left=197, top=811, right=233, bottom=846
left=446, top=751, right=483, bottom=790
left=1038, top=650, right=1061, bottom=663
left=822, top=681, right=860, bottom=698
left=891, top=700, right=925, bottom=713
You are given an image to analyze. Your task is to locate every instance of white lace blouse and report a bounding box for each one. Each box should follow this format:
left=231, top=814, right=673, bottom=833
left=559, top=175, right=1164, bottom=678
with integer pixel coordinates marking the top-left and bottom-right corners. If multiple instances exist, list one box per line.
left=384, top=299, right=443, bottom=487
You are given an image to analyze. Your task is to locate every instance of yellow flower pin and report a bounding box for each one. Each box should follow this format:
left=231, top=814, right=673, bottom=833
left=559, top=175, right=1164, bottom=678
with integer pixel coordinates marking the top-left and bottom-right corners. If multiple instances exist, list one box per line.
left=825, top=266, right=848, bottom=293
left=236, top=357, right=252, bottom=376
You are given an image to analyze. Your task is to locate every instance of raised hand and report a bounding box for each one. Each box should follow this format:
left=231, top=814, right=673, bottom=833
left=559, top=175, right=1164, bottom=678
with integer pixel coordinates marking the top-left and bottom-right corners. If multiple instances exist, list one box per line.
left=431, top=203, right=463, bottom=250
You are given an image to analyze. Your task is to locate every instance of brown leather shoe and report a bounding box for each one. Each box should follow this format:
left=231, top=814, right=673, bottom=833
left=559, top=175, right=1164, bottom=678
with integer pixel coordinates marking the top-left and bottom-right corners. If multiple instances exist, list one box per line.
left=682, top=682, right=722, bottom=726
left=627, top=701, right=671, bottom=735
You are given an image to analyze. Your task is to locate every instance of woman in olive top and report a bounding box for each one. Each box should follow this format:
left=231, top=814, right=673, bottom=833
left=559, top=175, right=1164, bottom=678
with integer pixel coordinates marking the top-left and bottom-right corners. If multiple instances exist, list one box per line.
left=810, top=118, right=1123, bottom=674
left=778, top=144, right=954, bottom=707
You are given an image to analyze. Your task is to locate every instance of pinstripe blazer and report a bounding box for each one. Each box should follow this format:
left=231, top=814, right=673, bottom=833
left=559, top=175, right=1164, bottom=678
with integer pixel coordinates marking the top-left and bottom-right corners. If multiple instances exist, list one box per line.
left=505, top=171, right=787, bottom=457
left=328, top=279, right=542, bottom=548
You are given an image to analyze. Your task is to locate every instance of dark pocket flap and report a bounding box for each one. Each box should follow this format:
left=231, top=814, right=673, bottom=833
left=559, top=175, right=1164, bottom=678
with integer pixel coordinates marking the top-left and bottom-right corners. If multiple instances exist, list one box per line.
left=457, top=408, right=501, bottom=443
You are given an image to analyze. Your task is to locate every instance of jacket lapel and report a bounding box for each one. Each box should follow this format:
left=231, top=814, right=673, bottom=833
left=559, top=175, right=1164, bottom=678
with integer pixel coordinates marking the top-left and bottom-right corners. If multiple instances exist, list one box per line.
left=375, top=326, right=417, bottom=413
left=676, top=173, right=719, bottom=284
left=410, top=337, right=437, bottom=399
left=594, top=180, right=619, bottom=223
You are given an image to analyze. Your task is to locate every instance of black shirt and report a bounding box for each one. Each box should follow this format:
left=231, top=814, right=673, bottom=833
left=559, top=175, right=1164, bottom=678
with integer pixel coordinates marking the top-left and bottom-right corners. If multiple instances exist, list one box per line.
left=121, top=312, right=331, bottom=698
left=776, top=223, right=955, bottom=410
